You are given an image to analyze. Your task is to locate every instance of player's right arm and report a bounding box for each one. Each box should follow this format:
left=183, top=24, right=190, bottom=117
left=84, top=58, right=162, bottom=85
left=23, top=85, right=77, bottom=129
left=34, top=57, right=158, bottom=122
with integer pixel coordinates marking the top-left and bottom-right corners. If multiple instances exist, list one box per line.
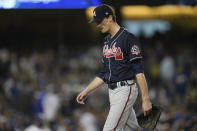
left=77, top=42, right=107, bottom=105
left=76, top=77, right=104, bottom=104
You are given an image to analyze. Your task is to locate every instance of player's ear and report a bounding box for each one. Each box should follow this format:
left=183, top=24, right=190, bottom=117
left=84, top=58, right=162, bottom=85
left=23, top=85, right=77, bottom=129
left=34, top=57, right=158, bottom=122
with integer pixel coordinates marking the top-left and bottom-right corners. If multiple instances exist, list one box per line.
left=108, top=15, right=113, bottom=22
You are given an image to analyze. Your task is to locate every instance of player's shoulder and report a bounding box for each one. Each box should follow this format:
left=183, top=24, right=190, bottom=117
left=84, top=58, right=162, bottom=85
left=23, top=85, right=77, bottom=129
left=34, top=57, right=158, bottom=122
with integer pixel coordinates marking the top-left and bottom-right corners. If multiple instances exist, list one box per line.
left=122, top=28, right=141, bottom=46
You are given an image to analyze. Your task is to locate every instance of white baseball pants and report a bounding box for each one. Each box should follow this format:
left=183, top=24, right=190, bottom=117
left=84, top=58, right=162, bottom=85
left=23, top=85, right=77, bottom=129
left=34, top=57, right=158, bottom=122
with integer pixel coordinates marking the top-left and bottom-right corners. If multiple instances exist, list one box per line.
left=103, top=81, right=141, bottom=131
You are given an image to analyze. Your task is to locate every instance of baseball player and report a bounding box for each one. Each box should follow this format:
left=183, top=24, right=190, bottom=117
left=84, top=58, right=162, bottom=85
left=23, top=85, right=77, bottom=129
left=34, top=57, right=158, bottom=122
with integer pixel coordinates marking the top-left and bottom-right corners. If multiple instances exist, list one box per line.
left=76, top=4, right=152, bottom=131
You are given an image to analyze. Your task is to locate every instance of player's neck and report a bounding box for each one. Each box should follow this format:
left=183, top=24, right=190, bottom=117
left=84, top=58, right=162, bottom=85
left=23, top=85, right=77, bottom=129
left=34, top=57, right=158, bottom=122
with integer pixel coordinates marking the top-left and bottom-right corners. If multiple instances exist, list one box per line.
left=109, top=23, right=120, bottom=38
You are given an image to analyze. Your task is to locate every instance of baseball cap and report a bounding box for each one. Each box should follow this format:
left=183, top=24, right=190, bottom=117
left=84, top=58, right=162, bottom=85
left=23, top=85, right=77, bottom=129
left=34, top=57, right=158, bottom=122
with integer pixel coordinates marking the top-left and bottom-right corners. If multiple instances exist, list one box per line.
left=89, top=4, right=114, bottom=23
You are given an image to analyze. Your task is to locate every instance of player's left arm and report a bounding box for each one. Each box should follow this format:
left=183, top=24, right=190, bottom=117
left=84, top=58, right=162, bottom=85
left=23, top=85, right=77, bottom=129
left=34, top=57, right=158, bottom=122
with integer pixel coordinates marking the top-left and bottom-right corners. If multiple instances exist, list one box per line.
left=126, top=34, right=152, bottom=116
left=130, top=59, right=152, bottom=116
left=136, top=73, right=152, bottom=116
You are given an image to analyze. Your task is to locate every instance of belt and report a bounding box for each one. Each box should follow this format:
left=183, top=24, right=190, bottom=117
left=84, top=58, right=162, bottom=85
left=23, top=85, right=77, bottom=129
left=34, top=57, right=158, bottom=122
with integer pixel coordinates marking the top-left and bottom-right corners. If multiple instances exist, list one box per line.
left=108, top=80, right=135, bottom=90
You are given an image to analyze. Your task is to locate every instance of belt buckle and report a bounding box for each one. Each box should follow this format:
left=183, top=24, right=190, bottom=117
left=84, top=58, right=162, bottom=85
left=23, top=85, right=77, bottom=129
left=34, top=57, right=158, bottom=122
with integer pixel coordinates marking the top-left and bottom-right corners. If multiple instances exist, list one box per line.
left=109, top=80, right=132, bottom=90
left=120, top=81, right=125, bottom=86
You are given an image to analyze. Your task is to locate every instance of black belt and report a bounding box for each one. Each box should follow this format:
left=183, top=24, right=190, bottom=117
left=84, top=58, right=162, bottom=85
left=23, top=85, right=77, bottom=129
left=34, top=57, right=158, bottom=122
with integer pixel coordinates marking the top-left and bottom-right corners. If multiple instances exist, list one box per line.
left=108, top=80, right=135, bottom=90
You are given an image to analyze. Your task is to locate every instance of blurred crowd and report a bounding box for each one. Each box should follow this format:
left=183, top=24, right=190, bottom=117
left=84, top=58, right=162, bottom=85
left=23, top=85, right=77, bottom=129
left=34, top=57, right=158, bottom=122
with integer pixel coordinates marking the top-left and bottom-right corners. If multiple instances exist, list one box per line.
left=0, top=30, right=197, bottom=131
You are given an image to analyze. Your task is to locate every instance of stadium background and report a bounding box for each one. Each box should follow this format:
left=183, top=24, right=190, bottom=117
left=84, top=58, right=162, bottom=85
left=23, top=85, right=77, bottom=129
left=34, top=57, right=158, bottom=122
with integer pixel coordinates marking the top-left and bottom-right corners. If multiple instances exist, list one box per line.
left=0, top=0, right=197, bottom=130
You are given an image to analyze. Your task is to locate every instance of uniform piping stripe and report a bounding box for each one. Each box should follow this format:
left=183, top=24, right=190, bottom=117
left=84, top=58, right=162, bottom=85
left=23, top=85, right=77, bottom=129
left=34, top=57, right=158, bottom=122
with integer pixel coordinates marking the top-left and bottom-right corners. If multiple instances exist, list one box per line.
left=113, top=86, right=132, bottom=131
left=125, top=80, right=135, bottom=86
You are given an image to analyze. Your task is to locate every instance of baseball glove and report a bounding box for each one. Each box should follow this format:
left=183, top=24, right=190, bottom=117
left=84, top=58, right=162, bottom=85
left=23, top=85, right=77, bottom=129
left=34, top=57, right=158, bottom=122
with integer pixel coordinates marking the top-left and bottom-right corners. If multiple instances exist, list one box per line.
left=137, top=104, right=163, bottom=130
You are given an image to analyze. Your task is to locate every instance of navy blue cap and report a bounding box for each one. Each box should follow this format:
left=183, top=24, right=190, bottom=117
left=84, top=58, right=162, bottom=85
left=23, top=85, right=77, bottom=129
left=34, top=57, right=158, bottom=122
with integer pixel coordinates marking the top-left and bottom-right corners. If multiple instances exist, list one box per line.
left=89, top=4, right=114, bottom=23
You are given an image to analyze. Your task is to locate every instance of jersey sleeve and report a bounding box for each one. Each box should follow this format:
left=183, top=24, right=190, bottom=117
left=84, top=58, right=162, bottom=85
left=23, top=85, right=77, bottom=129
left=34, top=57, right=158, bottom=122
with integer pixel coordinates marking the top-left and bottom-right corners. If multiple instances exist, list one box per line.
left=131, top=59, right=144, bottom=75
left=127, top=34, right=143, bottom=62
left=97, top=58, right=107, bottom=82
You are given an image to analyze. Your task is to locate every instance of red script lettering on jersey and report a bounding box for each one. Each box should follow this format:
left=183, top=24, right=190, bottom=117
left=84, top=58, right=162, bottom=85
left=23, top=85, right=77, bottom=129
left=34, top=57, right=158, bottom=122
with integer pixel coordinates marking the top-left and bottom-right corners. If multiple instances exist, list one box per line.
left=103, top=42, right=123, bottom=60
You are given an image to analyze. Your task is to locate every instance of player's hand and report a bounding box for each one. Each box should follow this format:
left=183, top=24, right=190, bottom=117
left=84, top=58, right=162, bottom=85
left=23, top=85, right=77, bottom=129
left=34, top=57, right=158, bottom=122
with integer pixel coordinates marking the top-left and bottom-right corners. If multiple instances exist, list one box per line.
left=142, top=98, right=152, bottom=116
left=76, top=89, right=89, bottom=104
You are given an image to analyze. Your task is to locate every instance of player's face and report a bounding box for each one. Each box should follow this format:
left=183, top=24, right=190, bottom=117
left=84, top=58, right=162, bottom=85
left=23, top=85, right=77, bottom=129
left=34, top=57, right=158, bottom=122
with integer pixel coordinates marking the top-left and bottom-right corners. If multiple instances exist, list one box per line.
left=96, top=17, right=111, bottom=33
